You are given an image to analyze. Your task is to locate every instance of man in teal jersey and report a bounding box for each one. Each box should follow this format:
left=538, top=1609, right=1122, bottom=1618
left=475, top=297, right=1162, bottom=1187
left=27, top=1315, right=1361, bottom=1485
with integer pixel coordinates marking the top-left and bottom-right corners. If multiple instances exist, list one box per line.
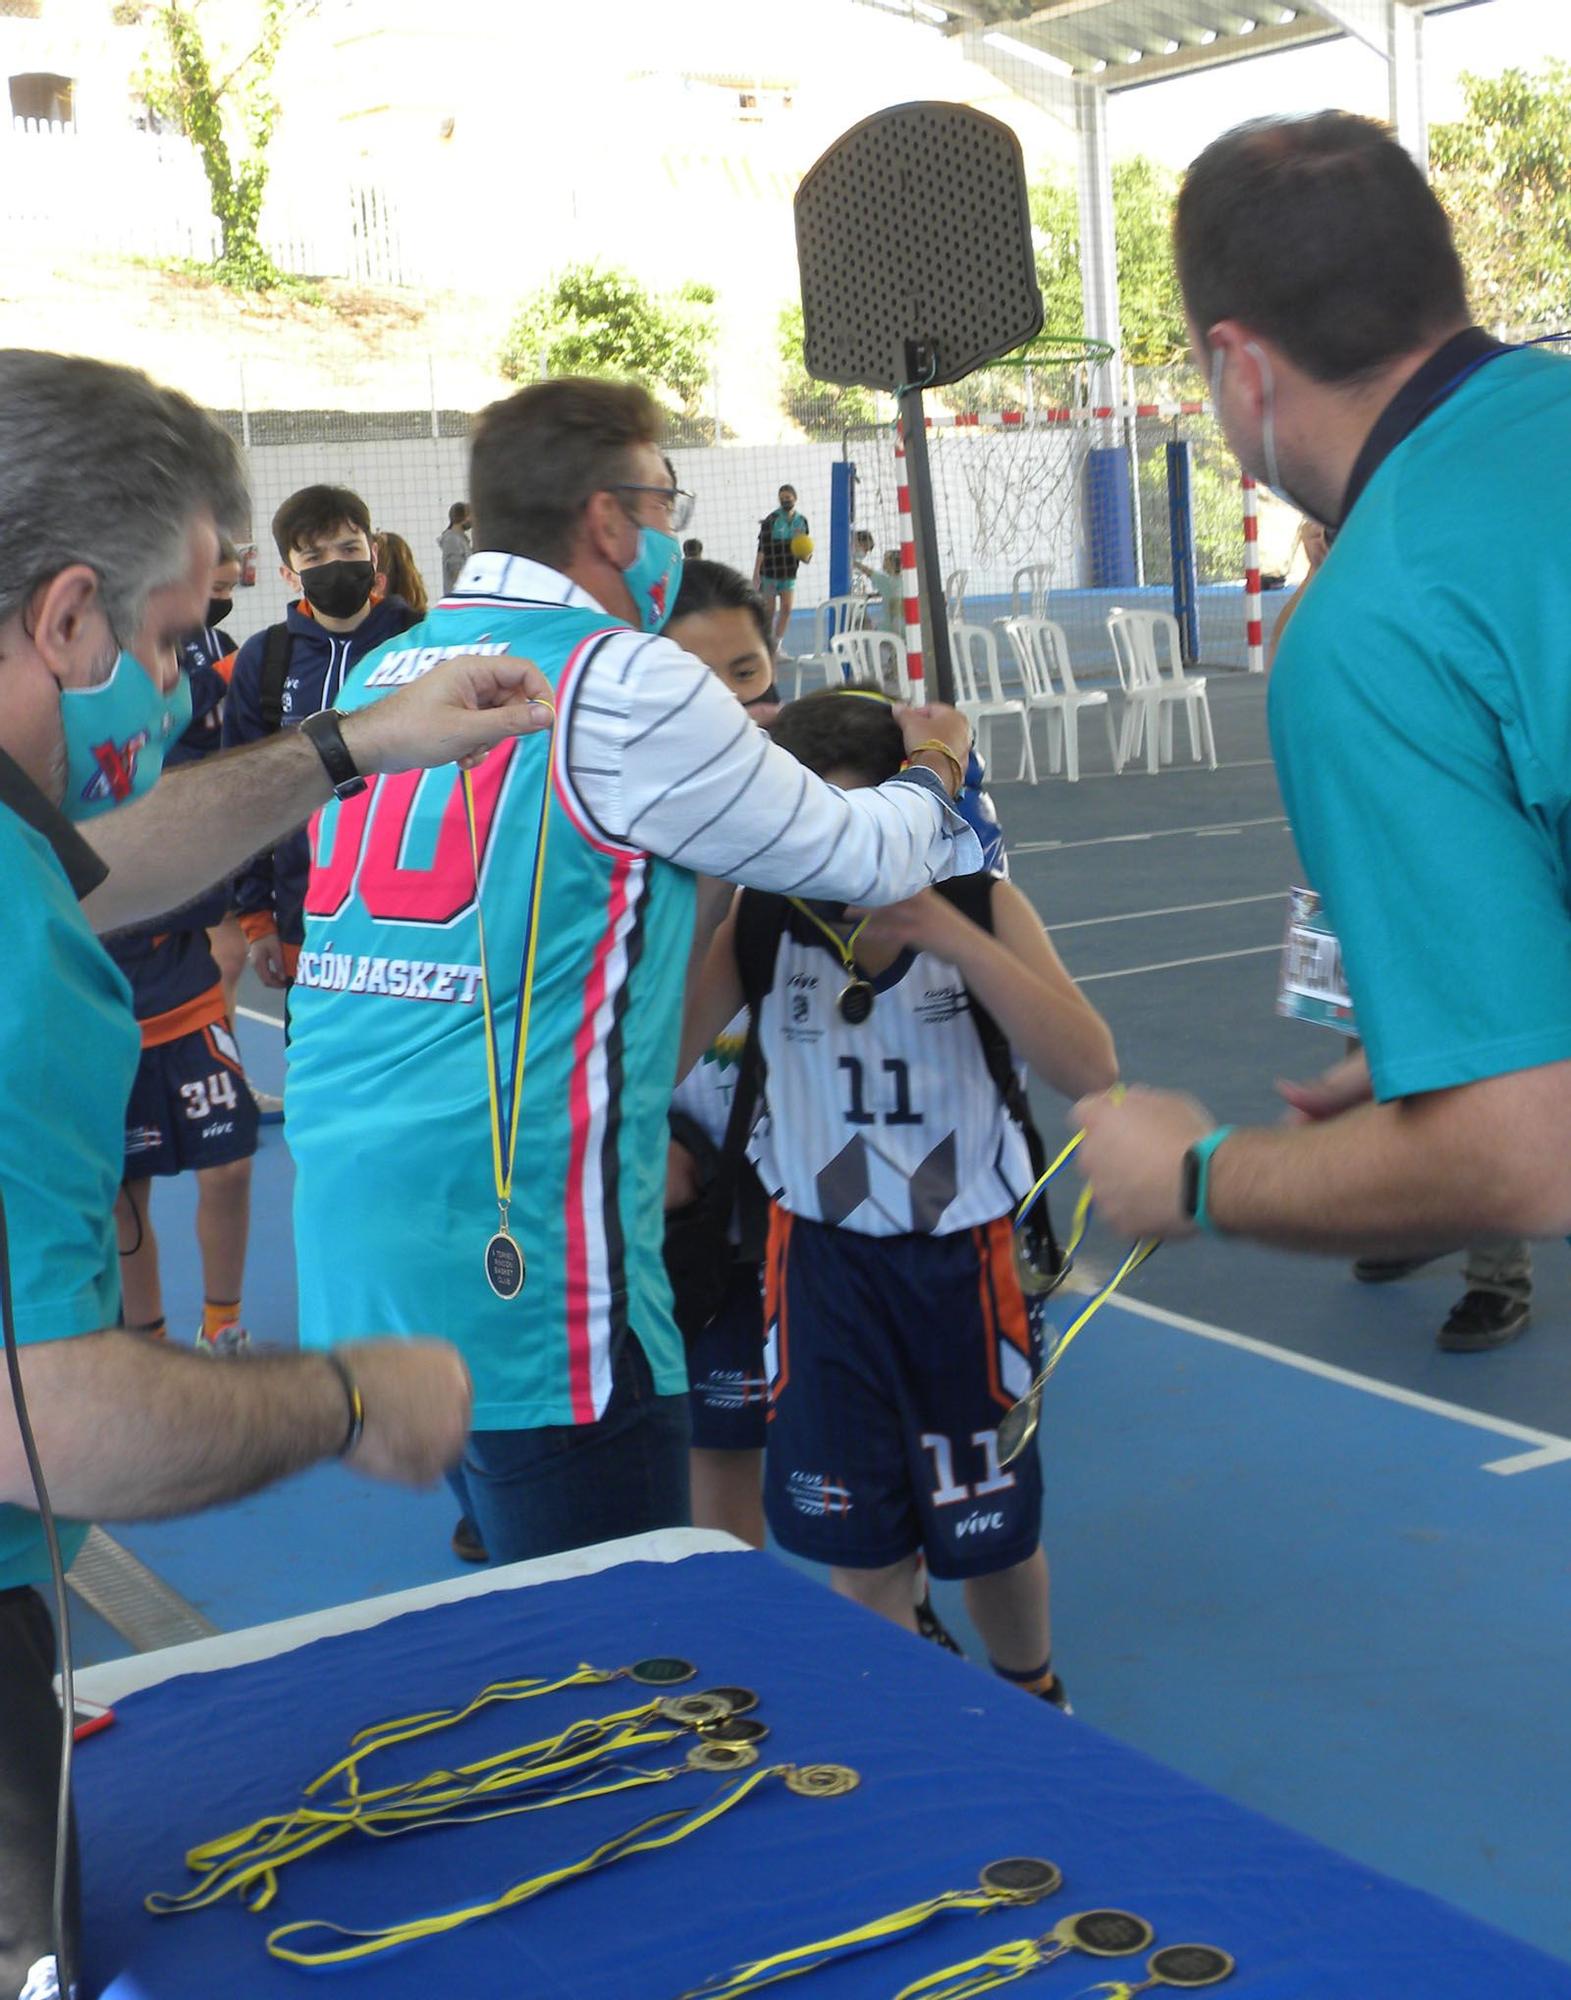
left=1067, top=112, right=1571, bottom=1258
left=287, top=377, right=979, bottom=1569
left=0, top=349, right=554, bottom=1996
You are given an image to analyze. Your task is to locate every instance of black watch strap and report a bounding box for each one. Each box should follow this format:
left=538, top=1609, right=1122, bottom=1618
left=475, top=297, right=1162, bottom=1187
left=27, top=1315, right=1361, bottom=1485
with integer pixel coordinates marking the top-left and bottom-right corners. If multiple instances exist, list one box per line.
left=301, top=708, right=368, bottom=799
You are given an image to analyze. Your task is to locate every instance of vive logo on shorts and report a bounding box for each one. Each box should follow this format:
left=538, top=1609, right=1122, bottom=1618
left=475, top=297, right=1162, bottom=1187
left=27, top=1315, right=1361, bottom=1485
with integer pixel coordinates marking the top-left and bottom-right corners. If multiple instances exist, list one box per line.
left=955, top=1508, right=1006, bottom=1538
left=786, top=1469, right=852, bottom=1518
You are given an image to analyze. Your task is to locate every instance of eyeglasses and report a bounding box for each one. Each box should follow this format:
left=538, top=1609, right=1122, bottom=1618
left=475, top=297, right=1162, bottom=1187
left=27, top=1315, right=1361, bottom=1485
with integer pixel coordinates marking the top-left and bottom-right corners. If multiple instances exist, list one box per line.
left=612, top=483, right=696, bottom=533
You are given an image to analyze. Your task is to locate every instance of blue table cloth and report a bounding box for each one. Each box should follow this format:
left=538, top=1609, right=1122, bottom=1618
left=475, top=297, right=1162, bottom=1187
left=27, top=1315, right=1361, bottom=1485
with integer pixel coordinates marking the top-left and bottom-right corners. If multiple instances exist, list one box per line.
left=74, top=1550, right=1571, bottom=1997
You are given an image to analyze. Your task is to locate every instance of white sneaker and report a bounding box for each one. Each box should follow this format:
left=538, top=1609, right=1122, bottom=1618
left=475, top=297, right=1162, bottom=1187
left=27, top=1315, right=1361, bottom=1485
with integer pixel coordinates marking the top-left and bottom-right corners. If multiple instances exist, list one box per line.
left=195, top=1322, right=250, bottom=1357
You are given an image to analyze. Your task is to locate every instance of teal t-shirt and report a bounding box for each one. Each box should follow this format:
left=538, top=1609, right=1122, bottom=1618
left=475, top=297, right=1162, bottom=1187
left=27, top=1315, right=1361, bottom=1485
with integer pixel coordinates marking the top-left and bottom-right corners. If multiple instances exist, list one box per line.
left=0, top=806, right=137, bottom=1591
left=1271, top=346, right=1571, bottom=1102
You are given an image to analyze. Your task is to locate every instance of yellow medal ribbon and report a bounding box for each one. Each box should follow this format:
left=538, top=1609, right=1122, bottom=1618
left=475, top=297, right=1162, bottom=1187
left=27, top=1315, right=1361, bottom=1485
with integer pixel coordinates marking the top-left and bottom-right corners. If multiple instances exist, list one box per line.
left=460, top=713, right=554, bottom=1296
left=262, top=1763, right=849, bottom=1970
left=892, top=1936, right=1051, bottom=1999
left=788, top=899, right=872, bottom=979
left=678, top=1860, right=1062, bottom=2000
left=999, top=1101, right=1159, bottom=1465
left=146, top=1676, right=722, bottom=1919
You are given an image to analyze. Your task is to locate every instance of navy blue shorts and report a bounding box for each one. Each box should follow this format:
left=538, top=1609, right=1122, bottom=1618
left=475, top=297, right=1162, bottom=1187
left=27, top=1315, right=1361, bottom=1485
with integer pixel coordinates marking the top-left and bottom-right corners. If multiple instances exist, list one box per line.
left=688, top=1262, right=768, bottom=1453
left=763, top=1207, right=1044, bottom=1581
left=123, top=1019, right=259, bottom=1180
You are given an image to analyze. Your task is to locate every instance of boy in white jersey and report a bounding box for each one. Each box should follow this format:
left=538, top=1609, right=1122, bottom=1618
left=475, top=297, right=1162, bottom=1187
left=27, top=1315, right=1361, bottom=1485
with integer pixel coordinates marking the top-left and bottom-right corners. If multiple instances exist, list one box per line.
left=682, top=689, right=1117, bottom=1706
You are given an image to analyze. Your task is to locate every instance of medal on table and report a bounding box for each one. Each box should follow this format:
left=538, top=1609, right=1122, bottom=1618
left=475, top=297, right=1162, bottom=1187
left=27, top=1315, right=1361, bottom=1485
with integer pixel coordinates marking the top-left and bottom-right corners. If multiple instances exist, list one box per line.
left=463, top=722, right=555, bottom=1301
left=788, top=899, right=877, bottom=1025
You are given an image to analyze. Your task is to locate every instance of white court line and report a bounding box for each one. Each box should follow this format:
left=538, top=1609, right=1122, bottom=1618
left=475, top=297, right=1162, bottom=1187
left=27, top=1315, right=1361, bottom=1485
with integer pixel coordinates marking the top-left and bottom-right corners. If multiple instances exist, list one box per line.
left=1053, top=892, right=1283, bottom=932
left=1013, top=814, right=1288, bottom=855
left=1114, top=1293, right=1571, bottom=1477
left=1076, top=943, right=1281, bottom=983
left=237, top=1003, right=285, bottom=1032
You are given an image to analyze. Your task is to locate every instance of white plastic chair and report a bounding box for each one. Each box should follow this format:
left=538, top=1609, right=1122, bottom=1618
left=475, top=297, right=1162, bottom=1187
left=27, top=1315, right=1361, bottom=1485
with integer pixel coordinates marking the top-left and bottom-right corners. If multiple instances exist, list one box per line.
left=1105, top=609, right=1218, bottom=775
left=944, top=568, right=970, bottom=627
left=950, top=622, right=1036, bottom=783
left=1010, top=562, right=1053, bottom=623
left=1003, top=617, right=1120, bottom=783
left=831, top=628, right=911, bottom=702
left=790, top=595, right=867, bottom=698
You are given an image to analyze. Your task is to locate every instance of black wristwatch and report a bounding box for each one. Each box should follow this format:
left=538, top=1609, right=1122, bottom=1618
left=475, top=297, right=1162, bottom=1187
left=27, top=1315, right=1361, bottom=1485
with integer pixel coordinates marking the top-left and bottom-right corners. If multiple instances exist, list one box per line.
left=300, top=708, right=368, bottom=800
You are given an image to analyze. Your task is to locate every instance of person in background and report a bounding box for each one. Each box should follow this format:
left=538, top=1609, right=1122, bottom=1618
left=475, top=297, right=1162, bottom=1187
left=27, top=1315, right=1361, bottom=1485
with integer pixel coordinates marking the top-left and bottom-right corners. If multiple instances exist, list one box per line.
left=752, top=482, right=811, bottom=650
left=375, top=529, right=430, bottom=620
left=661, top=562, right=779, bottom=1550
left=857, top=545, right=904, bottom=633
left=681, top=687, right=1117, bottom=1705
left=222, top=485, right=419, bottom=995
left=438, top=500, right=473, bottom=596
left=106, top=532, right=261, bottom=1355
left=682, top=538, right=704, bottom=561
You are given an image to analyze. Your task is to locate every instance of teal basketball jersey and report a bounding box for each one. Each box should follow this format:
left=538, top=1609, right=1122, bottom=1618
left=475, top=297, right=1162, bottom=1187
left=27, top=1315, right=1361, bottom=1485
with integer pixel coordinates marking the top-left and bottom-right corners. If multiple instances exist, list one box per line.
left=287, top=596, right=695, bottom=1428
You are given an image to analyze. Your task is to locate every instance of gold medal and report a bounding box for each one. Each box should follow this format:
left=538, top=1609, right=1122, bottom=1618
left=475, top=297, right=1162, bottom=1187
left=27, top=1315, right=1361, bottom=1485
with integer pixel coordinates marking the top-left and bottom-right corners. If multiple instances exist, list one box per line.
left=483, top=1229, right=525, bottom=1301
left=837, top=977, right=876, bottom=1025
left=782, top=1762, right=860, bottom=1797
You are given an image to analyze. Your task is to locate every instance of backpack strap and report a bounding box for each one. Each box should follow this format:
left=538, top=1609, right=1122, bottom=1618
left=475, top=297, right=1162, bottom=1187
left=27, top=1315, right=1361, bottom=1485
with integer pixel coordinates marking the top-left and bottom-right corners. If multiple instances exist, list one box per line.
left=932, top=876, right=1055, bottom=1197
left=733, top=889, right=790, bottom=1015
left=257, top=621, right=295, bottom=735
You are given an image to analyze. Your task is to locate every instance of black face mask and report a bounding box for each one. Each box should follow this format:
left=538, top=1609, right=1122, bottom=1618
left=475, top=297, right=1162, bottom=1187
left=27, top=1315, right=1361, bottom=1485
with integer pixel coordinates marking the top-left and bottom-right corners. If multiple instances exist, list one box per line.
left=743, top=682, right=781, bottom=712
left=206, top=596, right=234, bottom=628
left=297, top=559, right=375, bottom=621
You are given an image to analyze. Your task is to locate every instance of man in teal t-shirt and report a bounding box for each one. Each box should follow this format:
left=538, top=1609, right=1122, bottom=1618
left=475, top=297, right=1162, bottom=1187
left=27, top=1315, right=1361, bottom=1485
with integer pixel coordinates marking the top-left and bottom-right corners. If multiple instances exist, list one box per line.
left=1068, top=112, right=1571, bottom=1259
left=0, top=350, right=551, bottom=1995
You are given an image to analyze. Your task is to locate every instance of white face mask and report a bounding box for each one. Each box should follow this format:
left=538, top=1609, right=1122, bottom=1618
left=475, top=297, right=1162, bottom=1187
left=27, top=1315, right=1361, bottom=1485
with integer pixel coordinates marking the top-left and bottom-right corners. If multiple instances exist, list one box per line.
left=1212, top=340, right=1306, bottom=513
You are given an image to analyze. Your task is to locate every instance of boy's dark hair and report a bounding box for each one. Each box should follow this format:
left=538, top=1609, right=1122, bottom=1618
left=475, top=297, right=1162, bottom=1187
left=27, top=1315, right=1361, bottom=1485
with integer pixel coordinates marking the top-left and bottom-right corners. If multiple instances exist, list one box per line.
left=216, top=531, right=240, bottom=565
left=271, top=484, right=373, bottom=564
left=1175, top=112, right=1469, bottom=384
left=470, top=378, right=663, bottom=569
left=769, top=683, right=902, bottom=786
left=670, top=559, right=771, bottom=651
left=448, top=500, right=470, bottom=525
left=682, top=537, right=703, bottom=559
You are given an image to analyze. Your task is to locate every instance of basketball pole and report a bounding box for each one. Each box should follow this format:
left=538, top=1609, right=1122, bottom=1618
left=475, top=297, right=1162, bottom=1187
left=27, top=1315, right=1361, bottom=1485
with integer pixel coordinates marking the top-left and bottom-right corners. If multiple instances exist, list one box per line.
left=897, top=342, right=956, bottom=707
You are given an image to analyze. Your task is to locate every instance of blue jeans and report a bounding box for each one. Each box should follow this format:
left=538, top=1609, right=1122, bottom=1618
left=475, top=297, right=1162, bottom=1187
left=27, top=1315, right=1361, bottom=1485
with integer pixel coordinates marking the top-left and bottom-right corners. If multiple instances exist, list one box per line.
left=447, top=1335, right=691, bottom=1565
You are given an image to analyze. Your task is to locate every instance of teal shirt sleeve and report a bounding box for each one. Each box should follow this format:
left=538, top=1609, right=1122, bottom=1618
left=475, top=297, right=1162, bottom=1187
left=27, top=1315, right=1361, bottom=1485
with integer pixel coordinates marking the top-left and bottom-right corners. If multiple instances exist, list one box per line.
left=1271, top=550, right=1571, bottom=1103
left=0, top=819, right=136, bottom=1589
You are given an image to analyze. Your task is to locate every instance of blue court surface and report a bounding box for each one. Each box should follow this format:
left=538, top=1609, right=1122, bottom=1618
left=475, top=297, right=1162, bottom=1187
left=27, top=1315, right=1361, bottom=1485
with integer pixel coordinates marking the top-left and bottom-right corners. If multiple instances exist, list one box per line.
left=74, top=676, right=1571, bottom=1967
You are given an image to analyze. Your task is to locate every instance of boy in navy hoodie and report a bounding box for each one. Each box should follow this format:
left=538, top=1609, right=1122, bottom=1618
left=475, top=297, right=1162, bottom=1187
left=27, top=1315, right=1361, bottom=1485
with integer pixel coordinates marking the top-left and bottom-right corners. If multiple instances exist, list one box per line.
left=223, top=484, right=418, bottom=989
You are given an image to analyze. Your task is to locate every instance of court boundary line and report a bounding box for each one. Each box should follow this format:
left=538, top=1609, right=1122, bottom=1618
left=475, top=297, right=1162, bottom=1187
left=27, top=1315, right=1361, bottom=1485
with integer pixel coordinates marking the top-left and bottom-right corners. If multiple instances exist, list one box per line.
left=1114, top=1294, right=1571, bottom=1477
left=1055, top=892, right=1283, bottom=932
left=237, top=1003, right=285, bottom=1031
left=1077, top=943, right=1281, bottom=983
left=1013, top=814, right=1288, bottom=854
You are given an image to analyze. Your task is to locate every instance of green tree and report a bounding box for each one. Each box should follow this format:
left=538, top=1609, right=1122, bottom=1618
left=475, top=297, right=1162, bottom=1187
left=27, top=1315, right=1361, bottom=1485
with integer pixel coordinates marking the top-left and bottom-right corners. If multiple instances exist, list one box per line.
left=134, top=1, right=296, bottom=289
left=1430, top=61, right=1571, bottom=333
left=499, top=264, right=718, bottom=417
left=1029, top=153, right=1188, bottom=368
left=775, top=303, right=886, bottom=437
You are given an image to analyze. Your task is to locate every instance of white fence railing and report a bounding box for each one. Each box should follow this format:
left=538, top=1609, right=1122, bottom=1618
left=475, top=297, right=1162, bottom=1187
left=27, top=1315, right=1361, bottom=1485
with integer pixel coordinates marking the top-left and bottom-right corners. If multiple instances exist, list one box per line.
left=0, top=122, right=405, bottom=286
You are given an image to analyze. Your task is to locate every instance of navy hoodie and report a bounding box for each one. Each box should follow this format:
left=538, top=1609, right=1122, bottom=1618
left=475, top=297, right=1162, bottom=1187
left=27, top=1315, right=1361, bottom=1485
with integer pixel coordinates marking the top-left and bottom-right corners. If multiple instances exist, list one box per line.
left=222, top=594, right=417, bottom=946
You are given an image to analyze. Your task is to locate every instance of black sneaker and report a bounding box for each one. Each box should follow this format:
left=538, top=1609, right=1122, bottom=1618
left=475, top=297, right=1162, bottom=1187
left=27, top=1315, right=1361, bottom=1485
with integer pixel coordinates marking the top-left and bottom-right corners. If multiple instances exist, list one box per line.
left=1437, top=1289, right=1530, bottom=1353
left=1036, top=1673, right=1072, bottom=1714
left=1352, top=1253, right=1441, bottom=1284
left=913, top=1588, right=963, bottom=1656
left=451, top=1516, right=489, bottom=1563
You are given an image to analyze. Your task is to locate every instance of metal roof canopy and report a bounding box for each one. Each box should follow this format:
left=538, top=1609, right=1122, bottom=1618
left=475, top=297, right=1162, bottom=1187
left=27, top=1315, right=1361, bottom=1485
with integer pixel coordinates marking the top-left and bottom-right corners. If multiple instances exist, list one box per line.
left=923, top=1, right=1485, bottom=96
left=852, top=0, right=1493, bottom=401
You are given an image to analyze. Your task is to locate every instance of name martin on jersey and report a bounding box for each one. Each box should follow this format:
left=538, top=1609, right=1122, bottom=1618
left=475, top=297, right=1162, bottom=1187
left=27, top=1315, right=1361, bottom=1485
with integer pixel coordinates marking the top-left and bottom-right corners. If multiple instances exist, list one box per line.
left=295, top=942, right=484, bottom=1004
left=363, top=640, right=512, bottom=690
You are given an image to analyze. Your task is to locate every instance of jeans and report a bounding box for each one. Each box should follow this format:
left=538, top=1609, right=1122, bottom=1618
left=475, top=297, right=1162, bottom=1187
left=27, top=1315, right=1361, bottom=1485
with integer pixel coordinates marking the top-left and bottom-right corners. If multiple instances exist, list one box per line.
left=447, top=1334, right=691, bottom=1565
left=1463, top=1240, right=1532, bottom=1301
left=0, top=1588, right=78, bottom=2000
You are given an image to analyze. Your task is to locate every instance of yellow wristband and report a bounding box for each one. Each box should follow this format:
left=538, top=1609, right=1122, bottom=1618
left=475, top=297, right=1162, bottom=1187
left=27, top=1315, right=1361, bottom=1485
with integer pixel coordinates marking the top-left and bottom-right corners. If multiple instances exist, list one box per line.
left=904, top=740, right=966, bottom=797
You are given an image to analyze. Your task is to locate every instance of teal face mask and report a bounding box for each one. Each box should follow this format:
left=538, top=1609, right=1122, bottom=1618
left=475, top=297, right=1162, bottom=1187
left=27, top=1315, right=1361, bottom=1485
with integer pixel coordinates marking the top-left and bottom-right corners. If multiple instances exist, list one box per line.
left=59, top=649, right=192, bottom=821
left=620, top=525, right=684, bottom=633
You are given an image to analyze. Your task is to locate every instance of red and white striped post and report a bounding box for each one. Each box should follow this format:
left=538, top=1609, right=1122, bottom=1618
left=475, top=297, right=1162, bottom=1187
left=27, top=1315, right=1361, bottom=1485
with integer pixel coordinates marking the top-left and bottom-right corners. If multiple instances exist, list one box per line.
left=1241, top=474, right=1264, bottom=674
left=895, top=418, right=924, bottom=687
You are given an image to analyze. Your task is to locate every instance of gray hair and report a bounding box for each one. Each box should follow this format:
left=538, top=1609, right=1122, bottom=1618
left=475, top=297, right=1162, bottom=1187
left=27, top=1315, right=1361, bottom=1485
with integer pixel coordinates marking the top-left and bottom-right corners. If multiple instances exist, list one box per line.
left=0, top=350, right=249, bottom=641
